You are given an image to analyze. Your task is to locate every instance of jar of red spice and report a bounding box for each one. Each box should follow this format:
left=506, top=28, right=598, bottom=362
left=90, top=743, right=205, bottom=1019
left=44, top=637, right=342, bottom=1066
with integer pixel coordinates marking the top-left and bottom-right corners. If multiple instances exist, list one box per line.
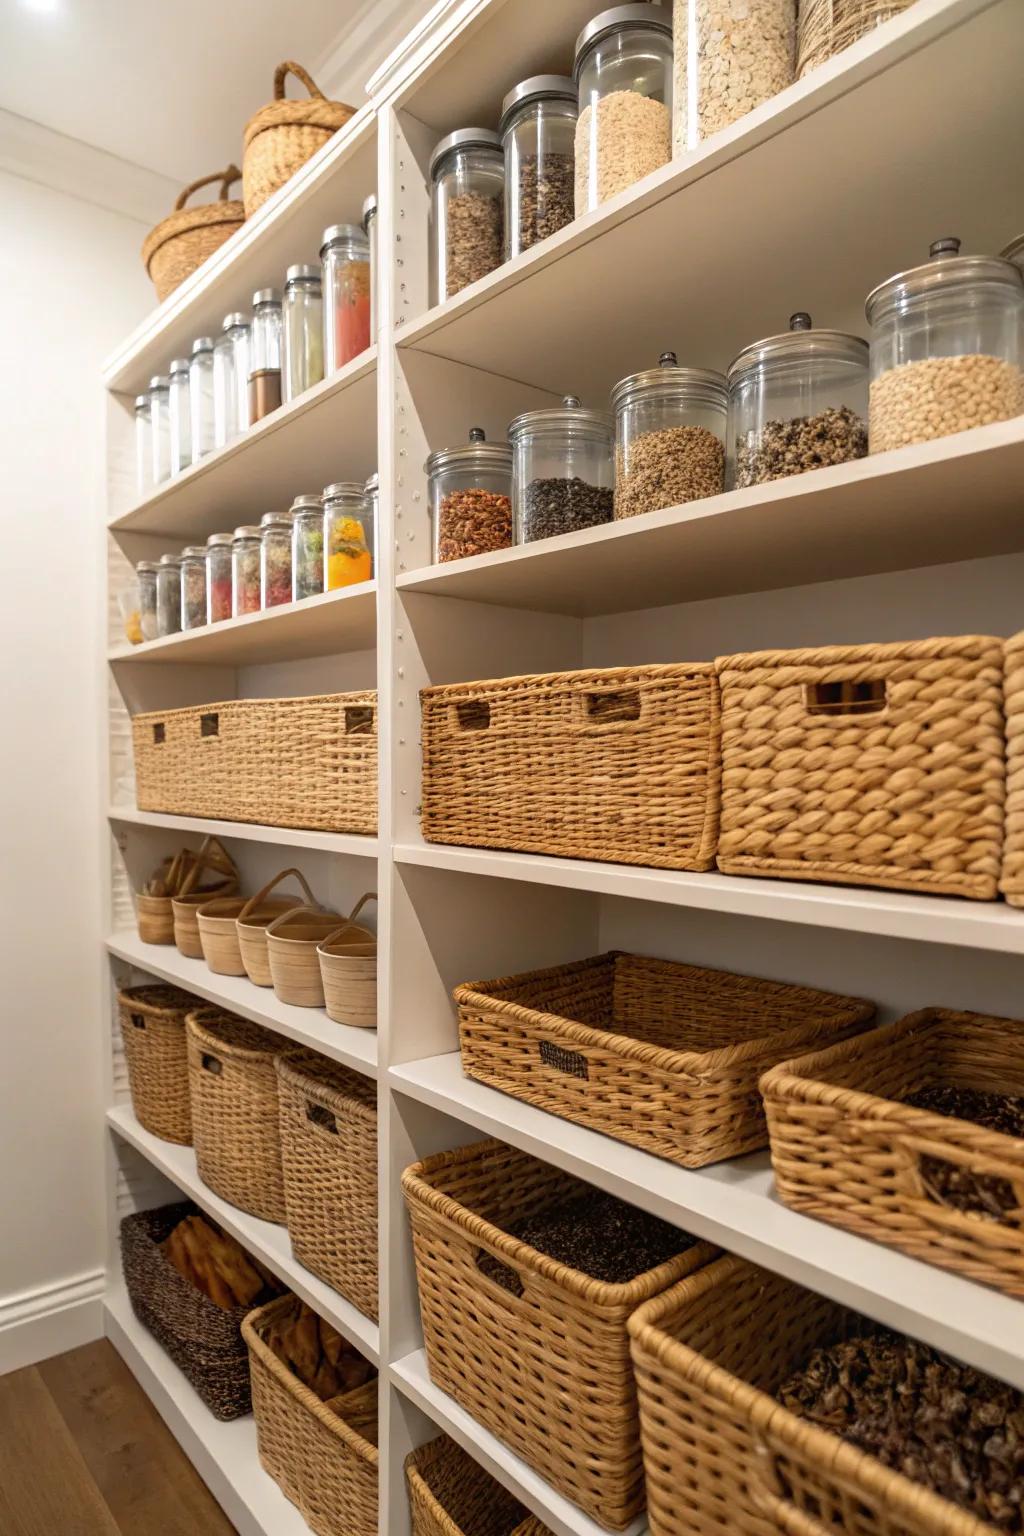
left=260, top=511, right=292, bottom=608
left=205, top=532, right=233, bottom=623
left=321, top=223, right=371, bottom=373
left=231, top=525, right=261, bottom=616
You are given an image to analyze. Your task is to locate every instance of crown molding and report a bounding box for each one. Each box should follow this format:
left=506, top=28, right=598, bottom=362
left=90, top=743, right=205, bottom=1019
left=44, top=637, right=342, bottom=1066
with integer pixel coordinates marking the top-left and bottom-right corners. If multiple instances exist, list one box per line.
left=364, top=0, right=480, bottom=103
left=0, top=108, right=179, bottom=226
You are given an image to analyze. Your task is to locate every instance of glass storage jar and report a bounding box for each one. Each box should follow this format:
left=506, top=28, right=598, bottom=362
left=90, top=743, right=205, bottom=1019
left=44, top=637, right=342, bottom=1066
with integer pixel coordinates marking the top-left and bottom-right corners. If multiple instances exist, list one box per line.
left=180, top=546, right=208, bottom=630
left=324, top=482, right=373, bottom=589
left=612, top=352, right=727, bottom=517
left=427, top=427, right=513, bottom=563
left=148, top=375, right=171, bottom=485
left=321, top=224, right=371, bottom=372
left=673, top=0, right=794, bottom=153
left=214, top=313, right=250, bottom=446
left=206, top=533, right=233, bottom=624
left=189, top=337, right=216, bottom=463
left=260, top=511, right=292, bottom=608
left=291, top=495, right=325, bottom=600
left=156, top=552, right=182, bottom=636
left=575, top=6, right=672, bottom=216
left=134, top=394, right=152, bottom=499
left=727, top=314, right=869, bottom=487
left=865, top=238, right=1024, bottom=455
left=168, top=358, right=191, bottom=475
left=362, top=195, right=378, bottom=343
left=118, top=581, right=142, bottom=645
left=231, top=525, right=261, bottom=616
left=510, top=395, right=614, bottom=541
left=283, top=266, right=324, bottom=404
left=797, top=0, right=912, bottom=80
left=249, top=289, right=282, bottom=422
left=363, top=471, right=379, bottom=572
left=501, top=76, right=578, bottom=259
left=430, top=130, right=504, bottom=305
left=137, top=560, right=158, bottom=642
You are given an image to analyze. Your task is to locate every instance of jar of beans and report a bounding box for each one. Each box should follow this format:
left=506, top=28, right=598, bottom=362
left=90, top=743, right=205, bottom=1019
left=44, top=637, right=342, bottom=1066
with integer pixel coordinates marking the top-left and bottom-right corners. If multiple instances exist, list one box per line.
left=136, top=561, right=158, bottom=641
left=323, top=482, right=373, bottom=589
left=180, top=546, right=208, bottom=630
left=430, top=130, right=504, bottom=305
left=427, top=427, right=512, bottom=563
left=612, top=352, right=727, bottom=518
left=291, top=495, right=324, bottom=600
left=205, top=533, right=233, bottom=624
left=574, top=6, right=673, bottom=217
left=321, top=224, right=371, bottom=371
left=260, top=511, right=292, bottom=608
left=673, top=0, right=794, bottom=154
left=510, top=395, right=613, bottom=542
left=156, top=553, right=182, bottom=636
left=501, top=76, right=578, bottom=259
left=727, top=314, right=868, bottom=488
left=866, top=238, right=1024, bottom=454
left=231, top=526, right=261, bottom=616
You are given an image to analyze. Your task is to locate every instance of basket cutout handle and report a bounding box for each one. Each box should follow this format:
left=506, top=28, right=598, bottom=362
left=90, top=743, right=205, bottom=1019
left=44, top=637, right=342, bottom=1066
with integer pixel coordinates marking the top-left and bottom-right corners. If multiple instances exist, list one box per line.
left=846, top=1120, right=1024, bottom=1227
left=306, top=1101, right=338, bottom=1135
left=130, top=1013, right=146, bottom=1031
left=201, top=1052, right=223, bottom=1075
left=200, top=711, right=219, bottom=738
left=274, top=61, right=327, bottom=101
left=344, top=704, right=374, bottom=734
left=572, top=682, right=644, bottom=727
left=539, top=1040, right=589, bottom=1080
left=239, top=867, right=317, bottom=919
left=805, top=679, right=887, bottom=716
left=152, top=722, right=166, bottom=744
left=454, top=699, right=490, bottom=731
left=345, top=891, right=377, bottom=927
left=173, top=163, right=240, bottom=212
left=473, top=1248, right=525, bottom=1300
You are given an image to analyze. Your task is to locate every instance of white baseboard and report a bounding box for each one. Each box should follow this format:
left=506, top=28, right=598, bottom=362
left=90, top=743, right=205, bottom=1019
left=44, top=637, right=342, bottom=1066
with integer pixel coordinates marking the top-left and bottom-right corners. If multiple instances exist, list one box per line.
left=0, top=1269, right=106, bottom=1376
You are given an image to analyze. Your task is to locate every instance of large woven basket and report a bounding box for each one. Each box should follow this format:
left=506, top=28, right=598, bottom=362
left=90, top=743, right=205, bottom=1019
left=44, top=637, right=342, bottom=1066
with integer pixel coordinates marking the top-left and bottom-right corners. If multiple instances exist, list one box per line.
left=267, top=894, right=373, bottom=1008
left=141, top=165, right=244, bottom=303
left=242, top=63, right=356, bottom=217
left=234, top=868, right=319, bottom=986
left=420, top=664, right=721, bottom=870
left=797, top=0, right=915, bottom=78
left=117, top=983, right=196, bottom=1145
left=276, top=1051, right=379, bottom=1320
left=455, top=952, right=873, bottom=1168
left=186, top=1007, right=292, bottom=1221
left=132, top=692, right=378, bottom=833
left=715, top=635, right=1005, bottom=899
left=402, top=1138, right=714, bottom=1530
left=405, top=1434, right=551, bottom=1536
left=762, top=1006, right=1024, bottom=1298
left=171, top=836, right=238, bottom=958
left=317, top=894, right=377, bottom=1028
left=243, top=1294, right=378, bottom=1536
left=1000, top=630, right=1024, bottom=905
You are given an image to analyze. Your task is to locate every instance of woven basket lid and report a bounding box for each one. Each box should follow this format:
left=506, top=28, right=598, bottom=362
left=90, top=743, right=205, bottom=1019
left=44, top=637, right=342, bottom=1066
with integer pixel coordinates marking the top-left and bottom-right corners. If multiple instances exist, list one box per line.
left=141, top=164, right=243, bottom=272
left=244, top=61, right=355, bottom=150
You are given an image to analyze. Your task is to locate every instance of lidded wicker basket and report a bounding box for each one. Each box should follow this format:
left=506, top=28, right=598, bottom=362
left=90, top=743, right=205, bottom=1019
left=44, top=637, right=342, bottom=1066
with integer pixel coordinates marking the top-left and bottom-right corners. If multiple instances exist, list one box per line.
left=117, top=983, right=196, bottom=1145
left=242, top=63, right=356, bottom=217
left=267, top=893, right=374, bottom=1008
left=235, top=868, right=318, bottom=986
left=141, top=165, right=244, bottom=302
left=170, top=836, right=238, bottom=958
left=405, top=1434, right=550, bottom=1536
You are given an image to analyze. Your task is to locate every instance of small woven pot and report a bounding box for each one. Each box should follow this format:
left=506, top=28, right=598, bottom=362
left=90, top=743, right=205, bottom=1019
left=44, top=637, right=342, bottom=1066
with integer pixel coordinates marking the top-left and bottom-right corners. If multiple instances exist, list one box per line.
left=137, top=848, right=197, bottom=944
left=406, top=1434, right=550, bottom=1536
left=171, top=836, right=238, bottom=957
left=242, top=63, right=356, bottom=217
left=317, top=894, right=377, bottom=1028
left=117, top=983, right=196, bottom=1145
left=235, top=868, right=319, bottom=986
left=141, top=165, right=243, bottom=302
left=267, top=893, right=373, bottom=1009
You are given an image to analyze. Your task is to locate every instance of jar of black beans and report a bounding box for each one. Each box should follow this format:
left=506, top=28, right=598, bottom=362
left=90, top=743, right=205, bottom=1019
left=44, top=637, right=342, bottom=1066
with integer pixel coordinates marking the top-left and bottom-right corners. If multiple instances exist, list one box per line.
left=509, top=394, right=614, bottom=543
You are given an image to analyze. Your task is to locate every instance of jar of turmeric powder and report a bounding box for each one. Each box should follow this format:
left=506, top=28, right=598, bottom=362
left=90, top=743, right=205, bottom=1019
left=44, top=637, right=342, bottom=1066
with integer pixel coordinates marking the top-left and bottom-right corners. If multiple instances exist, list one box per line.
left=323, top=482, right=373, bottom=589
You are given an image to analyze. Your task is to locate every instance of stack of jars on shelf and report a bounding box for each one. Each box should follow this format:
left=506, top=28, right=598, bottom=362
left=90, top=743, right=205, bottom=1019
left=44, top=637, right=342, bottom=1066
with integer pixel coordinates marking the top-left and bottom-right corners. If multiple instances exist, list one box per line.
left=133, top=196, right=376, bottom=499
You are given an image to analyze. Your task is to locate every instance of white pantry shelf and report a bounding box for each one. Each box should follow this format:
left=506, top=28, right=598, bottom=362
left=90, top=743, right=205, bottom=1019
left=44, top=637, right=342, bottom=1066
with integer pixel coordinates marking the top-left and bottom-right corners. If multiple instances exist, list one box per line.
left=109, top=806, right=377, bottom=856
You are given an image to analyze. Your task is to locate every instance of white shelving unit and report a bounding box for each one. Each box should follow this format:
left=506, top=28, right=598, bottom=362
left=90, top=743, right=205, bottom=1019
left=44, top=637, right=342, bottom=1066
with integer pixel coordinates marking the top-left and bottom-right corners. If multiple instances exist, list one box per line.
left=99, top=1, right=1024, bottom=1533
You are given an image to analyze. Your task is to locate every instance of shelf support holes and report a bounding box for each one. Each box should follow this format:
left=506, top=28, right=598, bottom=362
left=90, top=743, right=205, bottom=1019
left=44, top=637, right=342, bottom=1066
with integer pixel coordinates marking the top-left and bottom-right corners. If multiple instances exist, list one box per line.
left=306, top=1102, right=338, bottom=1135
left=200, top=712, right=219, bottom=738
left=805, top=680, right=887, bottom=716
left=455, top=700, right=490, bottom=731
left=345, top=706, right=374, bottom=735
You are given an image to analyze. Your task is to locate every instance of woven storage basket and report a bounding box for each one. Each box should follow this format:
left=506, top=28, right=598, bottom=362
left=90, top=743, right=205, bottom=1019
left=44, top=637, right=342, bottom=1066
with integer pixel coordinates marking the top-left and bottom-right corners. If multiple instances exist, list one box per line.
left=137, top=848, right=200, bottom=944
left=1000, top=630, right=1024, bottom=905
left=276, top=1050, right=379, bottom=1320
left=797, top=1, right=915, bottom=78
left=762, top=1006, right=1024, bottom=1298
left=132, top=692, right=378, bottom=833
left=405, top=1434, right=551, bottom=1536
left=141, top=165, right=244, bottom=302
left=455, top=952, right=873, bottom=1168
left=243, top=1294, right=378, bottom=1536
left=402, top=1138, right=714, bottom=1529
left=186, top=1007, right=292, bottom=1221
left=235, top=868, right=319, bottom=986
left=318, top=893, right=378, bottom=1028
left=242, top=63, right=356, bottom=217
left=420, top=664, right=721, bottom=870
left=171, top=836, right=238, bottom=957
left=267, top=894, right=373, bottom=1008
left=715, top=635, right=1005, bottom=899
left=117, top=983, right=196, bottom=1144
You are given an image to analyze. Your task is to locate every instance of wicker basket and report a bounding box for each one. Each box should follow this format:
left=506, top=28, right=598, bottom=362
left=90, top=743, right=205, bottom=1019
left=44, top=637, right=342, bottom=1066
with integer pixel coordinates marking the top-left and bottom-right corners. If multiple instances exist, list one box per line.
left=141, top=165, right=244, bottom=303
left=171, top=837, right=238, bottom=957
left=1000, top=630, right=1024, bottom=905
left=267, top=894, right=373, bottom=1008
left=234, top=868, right=319, bottom=986
left=242, top=63, right=356, bottom=218
left=132, top=692, right=378, bottom=833
left=117, top=983, right=196, bottom=1145
left=762, top=1006, right=1024, bottom=1298
left=186, top=1007, right=292, bottom=1221
left=797, top=1, right=915, bottom=78
left=276, top=1050, right=378, bottom=1320
left=137, top=848, right=201, bottom=944
left=318, top=895, right=378, bottom=1028
left=243, top=1294, right=378, bottom=1536
left=420, top=664, right=721, bottom=870
left=455, top=952, right=873, bottom=1168
left=405, top=1434, right=550, bottom=1536
left=402, top=1138, right=714, bottom=1529
left=715, top=636, right=1005, bottom=899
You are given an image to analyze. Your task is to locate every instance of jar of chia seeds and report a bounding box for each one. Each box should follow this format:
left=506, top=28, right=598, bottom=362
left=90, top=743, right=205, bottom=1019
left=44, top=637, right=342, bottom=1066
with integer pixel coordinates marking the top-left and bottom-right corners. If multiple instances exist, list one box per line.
left=612, top=352, right=727, bottom=518
left=324, top=482, right=373, bottom=589
left=510, top=395, right=613, bottom=543
left=231, top=525, right=261, bottom=616
left=574, top=5, right=673, bottom=216
left=156, top=553, right=182, bottom=636
left=501, top=76, right=578, bottom=259
left=134, top=394, right=151, bottom=499
left=206, top=533, right=233, bottom=624
left=180, top=546, right=208, bottom=630
left=136, top=561, right=159, bottom=641
left=260, top=511, right=292, bottom=608
left=427, top=427, right=513, bottom=563
left=430, top=130, right=504, bottom=305
left=290, top=495, right=324, bottom=600
left=168, top=358, right=191, bottom=474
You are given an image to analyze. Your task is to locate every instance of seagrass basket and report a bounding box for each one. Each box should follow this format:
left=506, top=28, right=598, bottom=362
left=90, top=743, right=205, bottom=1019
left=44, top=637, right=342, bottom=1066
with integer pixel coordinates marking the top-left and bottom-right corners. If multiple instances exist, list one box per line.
left=797, top=0, right=915, bottom=78
left=762, top=1006, right=1024, bottom=1298
left=137, top=848, right=200, bottom=944
left=235, top=868, right=319, bottom=986
left=405, top=1434, right=550, bottom=1536
left=317, top=894, right=377, bottom=1028
left=242, top=63, right=356, bottom=217
left=171, top=836, right=238, bottom=958
left=267, top=894, right=373, bottom=1008
left=715, top=635, right=1005, bottom=899
left=420, top=664, right=721, bottom=871
left=141, top=165, right=244, bottom=302
left=117, top=983, right=196, bottom=1144
left=402, top=1138, right=714, bottom=1530
left=455, top=952, right=873, bottom=1168
left=276, top=1050, right=378, bottom=1320
left=1000, top=630, right=1024, bottom=905
left=243, top=1294, right=378, bottom=1536
left=186, top=1007, right=292, bottom=1221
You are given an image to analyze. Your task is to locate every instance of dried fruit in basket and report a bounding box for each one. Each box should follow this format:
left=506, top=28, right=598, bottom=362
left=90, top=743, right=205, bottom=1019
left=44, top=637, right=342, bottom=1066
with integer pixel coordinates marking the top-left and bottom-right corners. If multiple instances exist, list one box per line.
left=261, top=1296, right=376, bottom=1399
left=161, top=1214, right=279, bottom=1310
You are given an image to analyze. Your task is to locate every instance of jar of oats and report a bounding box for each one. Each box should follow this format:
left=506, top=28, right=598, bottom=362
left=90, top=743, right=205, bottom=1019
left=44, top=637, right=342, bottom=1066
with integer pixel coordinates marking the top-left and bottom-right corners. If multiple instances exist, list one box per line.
left=430, top=129, right=504, bottom=305
left=673, top=0, right=795, bottom=154
left=612, top=352, right=727, bottom=519
left=866, top=238, right=1024, bottom=455
left=426, top=427, right=512, bottom=563
left=575, top=5, right=673, bottom=216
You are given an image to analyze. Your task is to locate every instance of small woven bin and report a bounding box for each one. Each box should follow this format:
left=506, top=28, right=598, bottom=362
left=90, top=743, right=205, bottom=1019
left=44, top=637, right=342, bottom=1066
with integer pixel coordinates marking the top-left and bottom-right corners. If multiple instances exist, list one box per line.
left=187, top=1007, right=292, bottom=1221
left=137, top=847, right=201, bottom=944
left=242, top=63, right=356, bottom=217
left=276, top=1050, right=378, bottom=1320
left=171, top=836, right=238, bottom=958
left=141, top=165, right=244, bottom=303
left=268, top=893, right=374, bottom=1008
left=405, top=1434, right=553, bottom=1536
left=243, top=1294, right=378, bottom=1536
left=117, top=983, right=197, bottom=1145
left=318, top=894, right=378, bottom=1028
left=762, top=1006, right=1024, bottom=1298
left=456, top=952, right=873, bottom=1168
left=402, top=1138, right=714, bottom=1530
left=715, top=635, right=1005, bottom=899
left=235, top=868, right=319, bottom=986
left=797, top=1, right=915, bottom=78
left=1000, top=630, right=1024, bottom=905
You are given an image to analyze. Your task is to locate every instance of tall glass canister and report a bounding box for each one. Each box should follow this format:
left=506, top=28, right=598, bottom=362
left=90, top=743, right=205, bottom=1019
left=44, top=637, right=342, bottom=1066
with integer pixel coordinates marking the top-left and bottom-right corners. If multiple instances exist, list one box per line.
left=291, top=495, right=325, bottom=600
left=180, top=546, right=208, bottom=630
left=214, top=313, right=250, bottom=446
left=249, top=289, right=283, bottom=423
left=363, top=471, right=379, bottom=574
left=156, top=552, right=182, bottom=636
left=429, top=130, right=504, bottom=305
left=168, top=358, right=191, bottom=475
left=260, top=511, right=293, bottom=608
left=575, top=6, right=673, bottom=216
left=283, top=266, right=324, bottom=404
left=362, top=195, right=378, bottom=343
left=134, top=394, right=152, bottom=499
left=148, top=375, right=171, bottom=485
left=612, top=352, right=728, bottom=517
left=673, top=0, right=795, bottom=154
left=426, top=428, right=513, bottom=562
left=321, top=224, right=371, bottom=373
left=231, top=525, right=261, bottom=616
left=501, top=76, right=577, bottom=259
left=324, top=482, right=373, bottom=588
left=189, top=337, right=216, bottom=463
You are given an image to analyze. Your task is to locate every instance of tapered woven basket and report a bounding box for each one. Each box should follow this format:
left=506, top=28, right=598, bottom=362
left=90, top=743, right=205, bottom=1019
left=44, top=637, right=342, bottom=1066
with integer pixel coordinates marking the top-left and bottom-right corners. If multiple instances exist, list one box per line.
left=136, top=847, right=202, bottom=944
left=797, top=0, right=914, bottom=78
left=170, top=836, right=238, bottom=958
left=1000, top=630, right=1024, bottom=905
left=117, top=983, right=196, bottom=1145
left=402, top=1138, right=714, bottom=1530
left=242, top=63, right=356, bottom=217
left=235, top=868, right=319, bottom=986
left=455, top=952, right=873, bottom=1168
left=317, top=893, right=377, bottom=1028
left=197, top=892, right=297, bottom=977
left=267, top=894, right=374, bottom=1008
left=141, top=165, right=244, bottom=302
left=405, top=1434, right=551, bottom=1536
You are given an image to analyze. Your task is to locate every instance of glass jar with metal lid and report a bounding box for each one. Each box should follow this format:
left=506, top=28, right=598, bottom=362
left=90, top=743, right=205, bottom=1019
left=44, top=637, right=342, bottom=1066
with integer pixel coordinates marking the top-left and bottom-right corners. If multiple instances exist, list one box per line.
left=866, top=238, right=1024, bottom=454
left=612, top=352, right=727, bottom=518
left=206, top=533, right=233, bottom=624
left=180, top=546, right=208, bottom=630
left=674, top=0, right=794, bottom=153
left=430, top=130, right=505, bottom=305
left=260, top=511, right=292, bottom=608
left=133, top=395, right=152, bottom=499
left=249, top=289, right=282, bottom=423
left=324, top=482, right=373, bottom=589
left=362, top=195, right=378, bottom=343
left=426, top=427, right=512, bottom=563
left=156, top=552, right=182, bottom=637
left=189, top=337, right=216, bottom=463
left=321, top=224, right=371, bottom=373
left=363, top=471, right=379, bottom=572
left=290, top=494, right=325, bottom=600
left=214, top=313, right=250, bottom=447
left=727, top=314, right=868, bottom=488
left=574, top=5, right=672, bottom=217
left=510, top=395, right=613, bottom=542
left=168, top=358, right=191, bottom=475
left=231, top=525, right=261, bottom=616
left=500, top=76, right=578, bottom=259
left=283, top=266, right=324, bottom=404
left=136, top=560, right=159, bottom=641
left=148, top=375, right=171, bottom=485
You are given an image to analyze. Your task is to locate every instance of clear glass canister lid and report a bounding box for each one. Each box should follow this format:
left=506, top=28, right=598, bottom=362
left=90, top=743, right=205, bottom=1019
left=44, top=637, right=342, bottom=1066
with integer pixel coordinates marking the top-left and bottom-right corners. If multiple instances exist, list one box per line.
left=134, top=394, right=149, bottom=412
left=508, top=394, right=612, bottom=442
left=136, top=560, right=160, bottom=573
left=222, top=312, right=249, bottom=331
left=181, top=545, right=206, bottom=561
left=159, top=551, right=182, bottom=566
left=865, top=238, right=1023, bottom=322
left=320, top=223, right=368, bottom=256
left=290, top=494, right=323, bottom=517
left=260, top=511, right=290, bottom=530
left=429, top=128, right=502, bottom=180
left=206, top=532, right=233, bottom=547
left=364, top=472, right=379, bottom=495
left=611, top=352, right=728, bottom=411
left=232, top=524, right=260, bottom=542
left=728, top=314, right=868, bottom=384
left=425, top=425, right=513, bottom=477
left=500, top=75, right=578, bottom=133
left=285, top=264, right=321, bottom=288
left=361, top=194, right=377, bottom=229
left=574, top=3, right=672, bottom=74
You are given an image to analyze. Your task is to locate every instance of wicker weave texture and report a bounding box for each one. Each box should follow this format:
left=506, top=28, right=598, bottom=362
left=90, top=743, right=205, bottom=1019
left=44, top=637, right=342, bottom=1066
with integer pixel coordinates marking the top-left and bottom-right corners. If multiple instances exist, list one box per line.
left=797, top=0, right=915, bottom=77
left=137, top=891, right=175, bottom=944
left=420, top=665, right=721, bottom=870
left=405, top=1434, right=542, bottom=1536
left=1000, top=631, right=1024, bottom=905
left=456, top=952, right=873, bottom=1168
left=117, top=984, right=196, bottom=1145
left=242, top=63, right=356, bottom=216
left=132, top=693, right=377, bottom=833
left=762, top=1006, right=1024, bottom=1297
left=402, top=1138, right=713, bottom=1530
left=716, top=636, right=1005, bottom=898
left=140, top=166, right=244, bottom=302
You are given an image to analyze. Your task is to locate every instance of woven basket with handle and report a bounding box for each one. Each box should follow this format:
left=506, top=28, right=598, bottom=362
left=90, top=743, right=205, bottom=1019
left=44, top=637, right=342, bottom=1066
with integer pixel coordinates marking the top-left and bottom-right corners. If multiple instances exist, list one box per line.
left=137, top=847, right=200, bottom=945
left=317, top=893, right=377, bottom=1029
left=141, top=165, right=243, bottom=302
left=170, top=836, right=238, bottom=958
left=405, top=1433, right=552, bottom=1536
left=234, top=868, right=318, bottom=986
left=267, top=893, right=373, bottom=1009
left=242, top=63, right=356, bottom=217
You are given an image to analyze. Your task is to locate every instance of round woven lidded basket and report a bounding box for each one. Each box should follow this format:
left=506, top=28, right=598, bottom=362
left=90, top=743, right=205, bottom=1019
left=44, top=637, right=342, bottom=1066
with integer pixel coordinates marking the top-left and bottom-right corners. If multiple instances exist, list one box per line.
left=235, top=867, right=319, bottom=987
left=242, top=62, right=356, bottom=217
left=405, top=1433, right=552, bottom=1536
left=318, top=893, right=377, bottom=1029
left=171, top=836, right=238, bottom=958
left=117, top=983, right=196, bottom=1145
left=141, top=164, right=244, bottom=303
left=266, top=893, right=374, bottom=1009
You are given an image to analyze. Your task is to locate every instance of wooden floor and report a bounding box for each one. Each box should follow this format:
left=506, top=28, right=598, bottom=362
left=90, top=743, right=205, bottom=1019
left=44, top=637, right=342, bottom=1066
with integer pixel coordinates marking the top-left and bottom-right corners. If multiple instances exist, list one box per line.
left=0, top=1339, right=236, bottom=1535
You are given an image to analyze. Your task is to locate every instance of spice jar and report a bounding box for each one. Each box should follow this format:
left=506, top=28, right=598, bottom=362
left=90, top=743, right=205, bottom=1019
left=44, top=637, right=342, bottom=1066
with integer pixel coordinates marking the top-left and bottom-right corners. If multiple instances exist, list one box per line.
left=180, top=546, right=208, bottom=630
left=282, top=266, right=324, bottom=404
left=866, top=238, right=1024, bottom=455
left=156, top=553, right=182, bottom=637
left=291, top=495, right=324, bottom=600
left=137, top=560, right=159, bottom=641
left=797, top=0, right=912, bottom=79
left=510, top=395, right=613, bottom=542
left=189, top=337, right=216, bottom=463
left=168, top=358, right=191, bottom=475
left=206, top=533, right=233, bottom=624
left=727, top=314, right=868, bottom=488
left=612, top=352, right=727, bottom=517
left=321, top=224, right=371, bottom=372
left=148, top=375, right=171, bottom=485
left=362, top=195, right=378, bottom=343
left=501, top=76, right=578, bottom=259
left=214, top=313, right=250, bottom=447
left=231, top=526, right=261, bottom=617
left=575, top=6, right=672, bottom=216
left=427, top=427, right=512, bottom=563
left=430, top=130, right=504, bottom=305
left=324, top=482, right=373, bottom=589
left=249, top=289, right=283, bottom=423
left=673, top=0, right=794, bottom=153
left=260, top=511, right=292, bottom=608
left=134, top=395, right=152, bottom=500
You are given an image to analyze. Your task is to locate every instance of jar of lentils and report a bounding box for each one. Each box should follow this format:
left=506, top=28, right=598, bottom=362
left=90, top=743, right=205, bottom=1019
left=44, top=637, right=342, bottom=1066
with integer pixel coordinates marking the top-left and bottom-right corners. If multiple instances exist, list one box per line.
left=231, top=526, right=261, bottom=616
left=501, top=76, right=578, bottom=259
left=574, top=6, right=673, bottom=216
left=427, top=428, right=513, bottom=563
left=206, top=533, right=233, bottom=624
left=291, top=495, right=325, bottom=600
left=180, top=546, right=208, bottom=630
left=156, top=553, right=182, bottom=636
left=324, top=482, right=374, bottom=589
left=510, top=395, right=614, bottom=542
left=612, top=352, right=727, bottom=518
left=673, top=0, right=795, bottom=154
left=430, top=130, right=505, bottom=305
left=260, top=511, right=293, bottom=608
left=136, top=561, right=159, bottom=641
